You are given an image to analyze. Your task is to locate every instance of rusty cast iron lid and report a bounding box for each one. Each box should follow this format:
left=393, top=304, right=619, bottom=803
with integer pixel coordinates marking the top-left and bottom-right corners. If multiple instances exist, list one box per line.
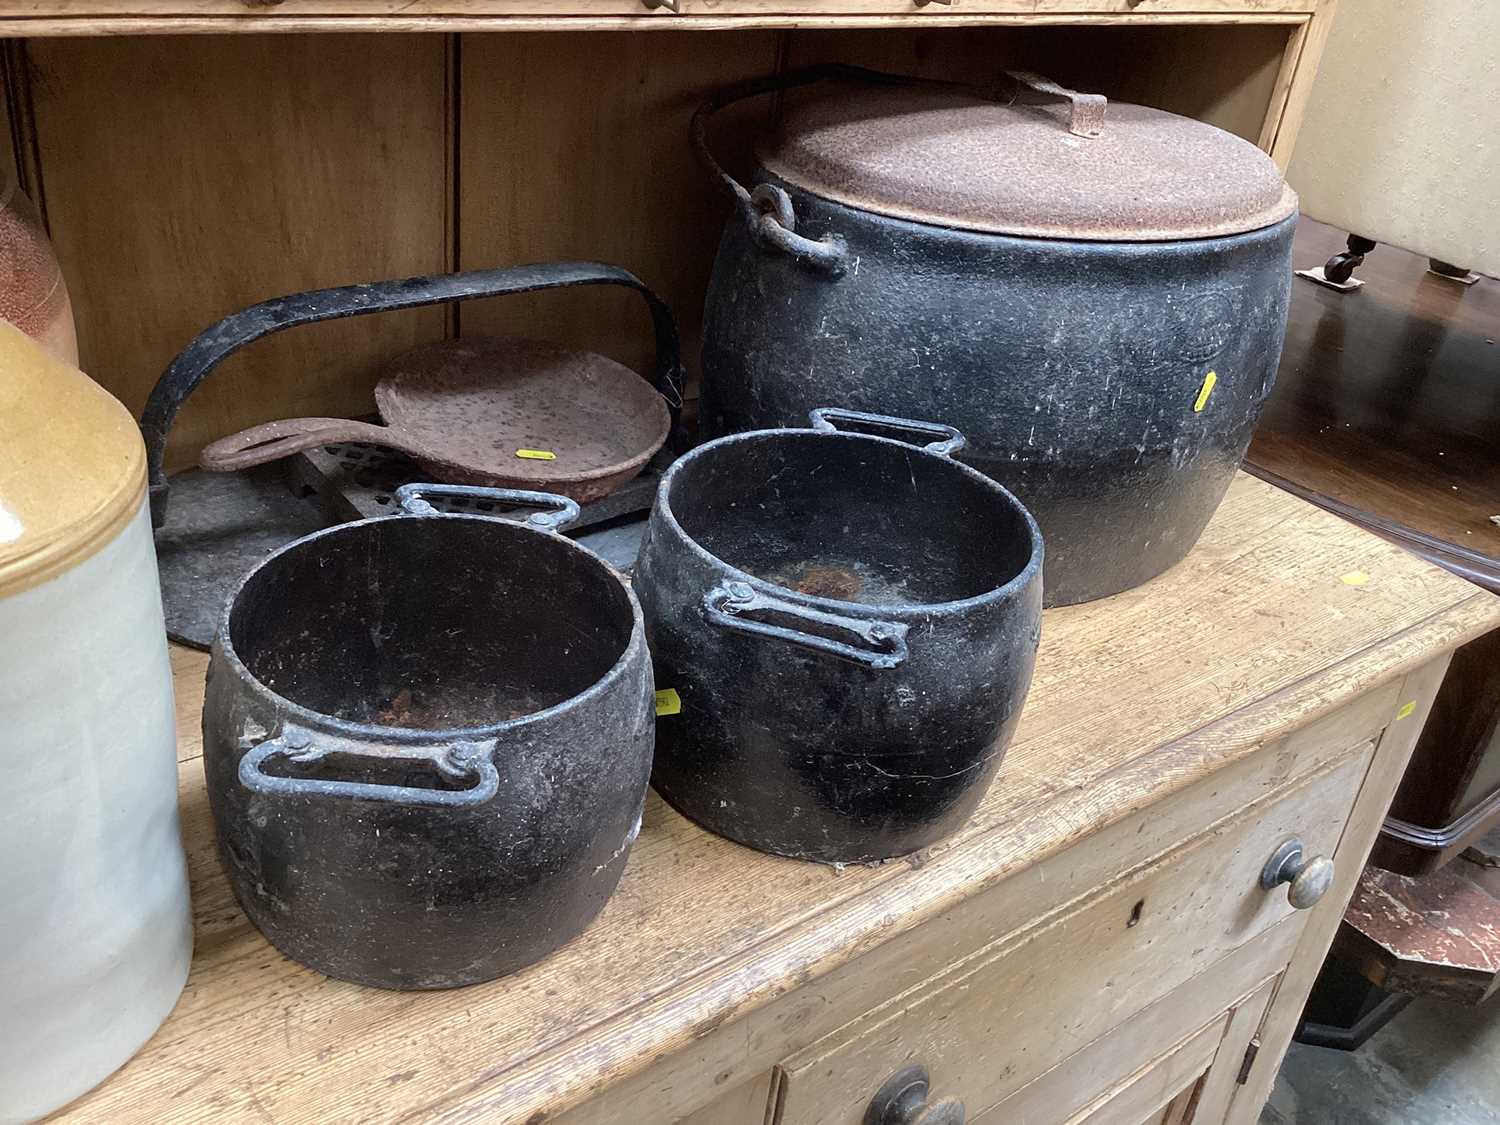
left=757, top=74, right=1298, bottom=241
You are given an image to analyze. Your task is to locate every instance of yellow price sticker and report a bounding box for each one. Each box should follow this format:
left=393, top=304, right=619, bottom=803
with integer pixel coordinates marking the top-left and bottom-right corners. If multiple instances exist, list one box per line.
left=1193, top=370, right=1218, bottom=413
left=1395, top=701, right=1417, bottom=721
left=516, top=448, right=557, bottom=461
left=655, top=688, right=682, bottom=716
left=1340, top=571, right=1370, bottom=586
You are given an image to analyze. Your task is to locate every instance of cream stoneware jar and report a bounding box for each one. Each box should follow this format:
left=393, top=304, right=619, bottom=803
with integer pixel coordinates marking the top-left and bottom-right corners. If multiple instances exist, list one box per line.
left=0, top=324, right=192, bottom=1122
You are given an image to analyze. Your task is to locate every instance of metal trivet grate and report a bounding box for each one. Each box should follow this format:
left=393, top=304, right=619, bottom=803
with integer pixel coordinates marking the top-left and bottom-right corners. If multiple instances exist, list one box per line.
left=289, top=437, right=665, bottom=533
left=157, top=438, right=662, bottom=650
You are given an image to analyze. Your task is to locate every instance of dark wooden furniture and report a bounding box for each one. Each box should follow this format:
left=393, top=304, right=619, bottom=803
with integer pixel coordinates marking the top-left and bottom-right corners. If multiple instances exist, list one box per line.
left=1248, top=219, right=1500, bottom=562
left=1374, top=630, right=1500, bottom=875
left=1300, top=840, right=1500, bottom=1050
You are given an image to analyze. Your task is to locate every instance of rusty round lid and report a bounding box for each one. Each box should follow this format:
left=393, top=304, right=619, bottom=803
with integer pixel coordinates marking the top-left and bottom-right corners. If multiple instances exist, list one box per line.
left=374, top=335, right=670, bottom=488
left=757, top=75, right=1297, bottom=241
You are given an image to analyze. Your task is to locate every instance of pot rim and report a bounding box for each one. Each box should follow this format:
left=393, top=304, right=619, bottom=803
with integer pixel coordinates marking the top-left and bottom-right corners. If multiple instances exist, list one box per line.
left=655, top=426, right=1044, bottom=617
left=759, top=169, right=1301, bottom=247
left=212, top=511, right=647, bottom=745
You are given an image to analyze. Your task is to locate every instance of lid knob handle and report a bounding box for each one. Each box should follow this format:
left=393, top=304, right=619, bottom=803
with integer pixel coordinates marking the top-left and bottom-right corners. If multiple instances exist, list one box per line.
left=1002, top=70, right=1107, bottom=138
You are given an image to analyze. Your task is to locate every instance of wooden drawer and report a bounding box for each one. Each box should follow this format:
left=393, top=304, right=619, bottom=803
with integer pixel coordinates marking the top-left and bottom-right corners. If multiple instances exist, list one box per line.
left=981, top=932, right=1291, bottom=1125
left=773, top=747, right=1371, bottom=1125
left=676, top=961, right=1280, bottom=1125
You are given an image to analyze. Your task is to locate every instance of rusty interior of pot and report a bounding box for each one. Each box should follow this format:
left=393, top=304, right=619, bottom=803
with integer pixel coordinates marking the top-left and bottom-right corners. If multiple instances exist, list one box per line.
left=227, top=517, right=634, bottom=733
left=669, top=432, right=1037, bottom=608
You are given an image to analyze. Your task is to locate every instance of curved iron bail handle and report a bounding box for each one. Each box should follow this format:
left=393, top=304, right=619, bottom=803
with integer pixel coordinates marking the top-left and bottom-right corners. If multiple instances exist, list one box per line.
left=141, top=260, right=685, bottom=528
left=394, top=483, right=581, bottom=533
left=239, top=727, right=501, bottom=809
left=703, top=581, right=909, bottom=671
left=691, top=65, right=888, bottom=278
left=810, top=407, right=967, bottom=457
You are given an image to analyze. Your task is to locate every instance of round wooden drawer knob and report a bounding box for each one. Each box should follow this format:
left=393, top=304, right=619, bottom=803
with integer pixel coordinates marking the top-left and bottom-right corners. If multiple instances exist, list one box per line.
left=1260, top=837, right=1335, bottom=910
left=865, top=1065, right=965, bottom=1125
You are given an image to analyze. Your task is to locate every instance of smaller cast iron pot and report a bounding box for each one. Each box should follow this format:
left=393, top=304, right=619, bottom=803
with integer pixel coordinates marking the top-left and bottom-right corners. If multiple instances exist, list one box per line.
left=635, top=409, right=1043, bottom=864
left=203, top=484, right=653, bottom=990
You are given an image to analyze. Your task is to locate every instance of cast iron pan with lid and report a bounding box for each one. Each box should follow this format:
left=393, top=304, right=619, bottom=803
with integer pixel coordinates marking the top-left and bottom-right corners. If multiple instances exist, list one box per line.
left=692, top=64, right=1296, bottom=607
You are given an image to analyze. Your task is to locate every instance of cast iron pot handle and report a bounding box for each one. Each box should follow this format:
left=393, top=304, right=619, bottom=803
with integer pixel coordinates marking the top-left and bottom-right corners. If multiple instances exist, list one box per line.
left=239, top=728, right=501, bottom=808
left=692, top=65, right=881, bottom=278
left=693, top=65, right=1105, bottom=277
left=703, top=581, right=909, bottom=671
left=809, top=406, right=967, bottom=457
left=141, top=260, right=685, bottom=528
left=394, top=482, right=581, bottom=533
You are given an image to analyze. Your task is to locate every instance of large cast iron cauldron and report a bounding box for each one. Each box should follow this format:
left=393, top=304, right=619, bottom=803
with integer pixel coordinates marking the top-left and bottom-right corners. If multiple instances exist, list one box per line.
left=635, top=409, right=1043, bottom=863
left=694, top=66, right=1297, bottom=606
left=203, top=485, right=653, bottom=989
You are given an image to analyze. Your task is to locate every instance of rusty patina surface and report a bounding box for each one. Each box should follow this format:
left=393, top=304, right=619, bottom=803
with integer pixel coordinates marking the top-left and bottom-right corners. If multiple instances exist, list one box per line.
left=200, top=336, right=670, bottom=503
left=759, top=80, right=1298, bottom=242
left=1339, top=862, right=1500, bottom=1003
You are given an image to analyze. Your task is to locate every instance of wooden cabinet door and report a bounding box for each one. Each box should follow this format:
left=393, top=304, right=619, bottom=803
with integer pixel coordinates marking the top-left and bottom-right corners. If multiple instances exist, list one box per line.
left=975, top=974, right=1280, bottom=1125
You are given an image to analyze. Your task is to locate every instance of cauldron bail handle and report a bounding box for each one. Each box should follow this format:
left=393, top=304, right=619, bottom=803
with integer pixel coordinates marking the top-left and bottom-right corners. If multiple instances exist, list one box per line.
left=394, top=483, right=581, bottom=532
left=809, top=406, right=967, bottom=457
left=140, top=260, right=685, bottom=529
left=239, top=727, right=501, bottom=809
left=690, top=64, right=876, bottom=278
left=703, top=581, right=909, bottom=671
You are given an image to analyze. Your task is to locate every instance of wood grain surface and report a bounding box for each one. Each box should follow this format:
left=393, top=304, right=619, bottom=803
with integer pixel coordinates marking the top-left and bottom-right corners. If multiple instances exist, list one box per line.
left=774, top=750, right=1369, bottom=1125
left=546, top=674, right=1403, bottom=1125
left=975, top=964, right=1280, bottom=1125
left=455, top=30, right=780, bottom=386
left=21, top=34, right=451, bottom=470
left=1387, top=628, right=1500, bottom=830
left=782, top=21, right=1289, bottom=143
left=1260, top=0, right=1334, bottom=168
left=53, top=475, right=1500, bottom=1123
left=1248, top=217, right=1500, bottom=559
left=0, top=0, right=1319, bottom=38
left=1226, top=655, right=1452, bottom=1122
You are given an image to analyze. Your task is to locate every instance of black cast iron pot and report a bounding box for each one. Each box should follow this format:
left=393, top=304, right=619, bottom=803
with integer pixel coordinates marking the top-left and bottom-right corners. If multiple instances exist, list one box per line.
left=694, top=67, right=1297, bottom=607
left=203, top=484, right=653, bottom=990
left=634, top=409, right=1043, bottom=864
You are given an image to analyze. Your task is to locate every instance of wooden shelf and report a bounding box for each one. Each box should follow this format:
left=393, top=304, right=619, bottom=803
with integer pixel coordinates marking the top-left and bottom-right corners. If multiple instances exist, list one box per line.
left=0, top=1, right=1320, bottom=37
